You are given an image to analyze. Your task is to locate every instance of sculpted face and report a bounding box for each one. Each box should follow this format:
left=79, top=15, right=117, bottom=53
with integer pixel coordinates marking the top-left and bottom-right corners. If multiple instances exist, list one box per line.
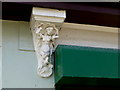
left=46, top=27, right=54, bottom=35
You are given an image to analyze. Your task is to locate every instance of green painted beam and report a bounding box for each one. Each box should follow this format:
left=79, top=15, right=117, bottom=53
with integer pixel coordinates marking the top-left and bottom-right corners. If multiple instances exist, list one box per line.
left=55, top=45, right=120, bottom=87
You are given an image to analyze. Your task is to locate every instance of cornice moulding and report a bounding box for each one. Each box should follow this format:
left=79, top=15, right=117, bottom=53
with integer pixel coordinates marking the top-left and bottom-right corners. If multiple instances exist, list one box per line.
left=63, top=23, right=119, bottom=33
left=30, top=7, right=66, bottom=78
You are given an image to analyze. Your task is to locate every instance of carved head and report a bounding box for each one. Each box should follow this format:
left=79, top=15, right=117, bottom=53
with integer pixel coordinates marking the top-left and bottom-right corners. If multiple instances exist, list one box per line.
left=45, top=23, right=59, bottom=36
left=46, top=27, right=54, bottom=35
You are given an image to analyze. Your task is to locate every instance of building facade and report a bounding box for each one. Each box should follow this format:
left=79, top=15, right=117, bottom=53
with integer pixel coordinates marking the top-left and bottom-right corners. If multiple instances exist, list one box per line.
left=1, top=2, right=120, bottom=90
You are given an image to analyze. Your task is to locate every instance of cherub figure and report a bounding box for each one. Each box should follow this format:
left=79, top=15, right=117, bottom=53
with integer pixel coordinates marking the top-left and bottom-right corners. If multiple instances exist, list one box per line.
left=36, top=23, right=59, bottom=77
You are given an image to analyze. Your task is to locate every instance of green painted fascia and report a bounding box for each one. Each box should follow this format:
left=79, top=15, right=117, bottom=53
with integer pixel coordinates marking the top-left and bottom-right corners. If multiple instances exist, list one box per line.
left=55, top=45, right=120, bottom=86
left=54, top=46, right=64, bottom=84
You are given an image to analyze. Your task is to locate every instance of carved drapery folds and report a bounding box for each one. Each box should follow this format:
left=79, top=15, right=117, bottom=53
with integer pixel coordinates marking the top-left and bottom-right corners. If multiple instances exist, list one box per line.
left=30, top=7, right=66, bottom=78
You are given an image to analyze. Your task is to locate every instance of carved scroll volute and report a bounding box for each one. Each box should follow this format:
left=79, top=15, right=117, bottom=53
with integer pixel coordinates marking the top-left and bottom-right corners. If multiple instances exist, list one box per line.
left=32, top=23, right=59, bottom=77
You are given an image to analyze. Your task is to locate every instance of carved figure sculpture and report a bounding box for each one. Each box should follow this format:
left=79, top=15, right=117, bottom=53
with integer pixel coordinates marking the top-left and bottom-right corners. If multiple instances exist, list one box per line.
left=32, top=23, right=59, bottom=77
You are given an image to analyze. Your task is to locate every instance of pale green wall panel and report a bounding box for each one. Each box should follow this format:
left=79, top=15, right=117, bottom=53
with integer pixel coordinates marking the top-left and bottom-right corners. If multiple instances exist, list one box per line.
left=2, top=20, right=54, bottom=88
left=18, top=21, right=34, bottom=51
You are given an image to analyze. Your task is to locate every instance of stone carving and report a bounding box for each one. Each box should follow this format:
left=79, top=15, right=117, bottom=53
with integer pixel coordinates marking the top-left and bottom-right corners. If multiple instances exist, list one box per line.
left=32, top=23, right=59, bottom=77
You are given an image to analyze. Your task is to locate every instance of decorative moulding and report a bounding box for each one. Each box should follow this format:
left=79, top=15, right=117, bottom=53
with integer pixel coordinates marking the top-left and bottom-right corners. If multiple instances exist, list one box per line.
left=30, top=7, right=66, bottom=78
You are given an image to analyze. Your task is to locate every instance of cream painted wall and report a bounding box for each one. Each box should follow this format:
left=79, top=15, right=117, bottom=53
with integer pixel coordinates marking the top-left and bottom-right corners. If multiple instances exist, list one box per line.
left=2, top=20, right=54, bottom=88
left=57, top=23, right=118, bottom=49
left=0, top=20, right=2, bottom=89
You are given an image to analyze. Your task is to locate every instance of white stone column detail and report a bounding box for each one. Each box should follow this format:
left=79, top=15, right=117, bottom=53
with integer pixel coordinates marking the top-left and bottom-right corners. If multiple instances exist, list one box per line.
left=30, top=7, right=66, bottom=78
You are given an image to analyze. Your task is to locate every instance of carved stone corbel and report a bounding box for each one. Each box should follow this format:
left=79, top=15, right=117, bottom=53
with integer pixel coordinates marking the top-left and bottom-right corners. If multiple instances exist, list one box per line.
left=30, top=7, right=66, bottom=78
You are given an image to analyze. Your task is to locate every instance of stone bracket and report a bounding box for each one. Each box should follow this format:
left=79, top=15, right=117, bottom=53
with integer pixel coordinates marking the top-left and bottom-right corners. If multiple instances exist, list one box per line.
left=30, top=7, right=66, bottom=78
